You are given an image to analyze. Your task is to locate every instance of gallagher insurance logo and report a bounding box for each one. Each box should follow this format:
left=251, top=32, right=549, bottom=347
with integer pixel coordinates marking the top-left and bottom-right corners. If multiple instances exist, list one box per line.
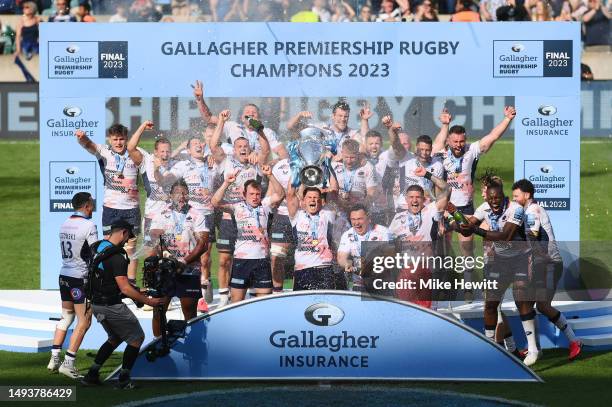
left=304, top=303, right=344, bottom=326
left=62, top=106, right=82, bottom=118
left=511, top=43, right=525, bottom=53
left=48, top=105, right=100, bottom=137
left=65, top=44, right=79, bottom=54
left=521, top=104, right=573, bottom=136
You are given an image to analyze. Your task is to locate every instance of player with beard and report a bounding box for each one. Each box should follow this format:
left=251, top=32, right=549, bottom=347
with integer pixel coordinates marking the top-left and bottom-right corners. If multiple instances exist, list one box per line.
left=457, top=179, right=539, bottom=366
left=333, top=139, right=378, bottom=234
left=148, top=180, right=209, bottom=336
left=513, top=179, right=582, bottom=362
left=75, top=125, right=142, bottom=283
left=434, top=106, right=516, bottom=298
left=326, top=101, right=372, bottom=156
left=337, top=204, right=392, bottom=291
left=154, top=135, right=219, bottom=311
left=211, top=165, right=284, bottom=302
left=388, top=167, right=450, bottom=308
left=287, top=172, right=341, bottom=290
left=209, top=109, right=270, bottom=307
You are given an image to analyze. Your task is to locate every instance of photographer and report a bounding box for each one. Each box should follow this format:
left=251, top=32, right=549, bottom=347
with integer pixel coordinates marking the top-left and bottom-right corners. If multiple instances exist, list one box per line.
left=148, top=179, right=209, bottom=336
left=82, top=220, right=165, bottom=389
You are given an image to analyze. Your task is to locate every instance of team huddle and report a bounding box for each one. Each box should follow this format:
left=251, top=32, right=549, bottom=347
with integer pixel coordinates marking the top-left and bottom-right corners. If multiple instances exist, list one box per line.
left=48, top=82, right=581, bottom=382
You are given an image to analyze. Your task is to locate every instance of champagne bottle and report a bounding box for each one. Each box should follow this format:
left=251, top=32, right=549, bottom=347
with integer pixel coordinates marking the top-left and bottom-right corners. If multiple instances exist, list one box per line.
left=245, top=115, right=264, bottom=131
left=447, top=202, right=468, bottom=225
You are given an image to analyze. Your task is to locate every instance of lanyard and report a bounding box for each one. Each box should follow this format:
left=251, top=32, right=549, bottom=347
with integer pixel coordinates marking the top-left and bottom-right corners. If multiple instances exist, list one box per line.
left=172, top=207, right=188, bottom=234
left=407, top=212, right=422, bottom=234
left=195, top=158, right=209, bottom=189
left=238, top=124, right=258, bottom=150
left=113, top=151, right=128, bottom=174
left=368, top=156, right=379, bottom=166
left=307, top=213, right=320, bottom=240
left=248, top=205, right=261, bottom=229
left=71, top=211, right=91, bottom=219
left=356, top=227, right=372, bottom=257
left=489, top=198, right=508, bottom=232
left=447, top=148, right=463, bottom=173
left=343, top=166, right=357, bottom=193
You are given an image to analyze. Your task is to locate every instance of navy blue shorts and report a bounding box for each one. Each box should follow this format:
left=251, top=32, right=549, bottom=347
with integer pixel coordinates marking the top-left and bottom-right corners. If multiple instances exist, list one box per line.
left=59, top=275, right=86, bottom=304
left=102, top=206, right=140, bottom=236
left=485, top=254, right=531, bottom=301
left=204, top=213, right=216, bottom=244
left=169, top=275, right=202, bottom=299
left=270, top=214, right=294, bottom=244
left=455, top=202, right=475, bottom=216
left=217, top=217, right=237, bottom=252
left=230, top=258, right=273, bottom=289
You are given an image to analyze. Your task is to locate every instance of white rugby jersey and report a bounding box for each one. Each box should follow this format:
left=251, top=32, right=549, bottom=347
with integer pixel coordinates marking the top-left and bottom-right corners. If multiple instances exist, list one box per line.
left=223, top=120, right=281, bottom=152
left=325, top=125, right=362, bottom=155
left=272, top=158, right=291, bottom=217
left=150, top=204, right=209, bottom=276
left=219, top=157, right=262, bottom=204
left=474, top=199, right=528, bottom=258
left=291, top=209, right=336, bottom=271
left=141, top=151, right=173, bottom=217
left=332, top=161, right=378, bottom=206
left=524, top=201, right=562, bottom=262
left=394, top=156, right=444, bottom=210
left=338, top=224, right=392, bottom=266
left=389, top=202, right=440, bottom=243
left=95, top=144, right=143, bottom=210
left=170, top=157, right=218, bottom=214
left=231, top=197, right=273, bottom=259
left=365, top=150, right=397, bottom=213
left=59, top=213, right=99, bottom=279
left=439, top=142, right=481, bottom=207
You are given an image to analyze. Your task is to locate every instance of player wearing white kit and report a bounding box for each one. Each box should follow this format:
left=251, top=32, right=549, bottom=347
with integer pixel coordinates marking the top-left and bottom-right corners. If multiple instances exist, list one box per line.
left=270, top=158, right=294, bottom=292
left=458, top=180, right=539, bottom=366
left=148, top=180, right=209, bottom=336
left=211, top=165, right=285, bottom=302
left=75, top=125, right=143, bottom=282
left=126, top=121, right=173, bottom=245
left=48, top=192, right=98, bottom=379
left=513, top=179, right=582, bottom=362
left=209, top=109, right=271, bottom=306
left=155, top=136, right=219, bottom=311
left=388, top=167, right=450, bottom=308
left=333, top=139, right=378, bottom=229
left=338, top=204, right=392, bottom=291
left=434, top=106, right=516, bottom=294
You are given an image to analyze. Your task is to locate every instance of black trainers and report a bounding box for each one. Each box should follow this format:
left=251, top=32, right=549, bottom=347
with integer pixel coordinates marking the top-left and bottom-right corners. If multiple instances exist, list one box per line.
left=81, top=372, right=102, bottom=386
left=115, top=378, right=137, bottom=390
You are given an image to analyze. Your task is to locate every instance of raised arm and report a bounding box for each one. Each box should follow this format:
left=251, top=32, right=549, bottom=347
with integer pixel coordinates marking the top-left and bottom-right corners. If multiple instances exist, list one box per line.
left=127, top=120, right=153, bottom=166
left=211, top=170, right=238, bottom=213
left=192, top=80, right=212, bottom=122
left=382, top=115, right=406, bottom=159
left=359, top=103, right=373, bottom=140
left=210, top=110, right=230, bottom=163
left=261, top=165, right=285, bottom=208
left=414, top=166, right=450, bottom=212
left=479, top=106, right=516, bottom=154
left=255, top=125, right=271, bottom=165
left=432, top=108, right=452, bottom=154
left=286, top=111, right=313, bottom=132
left=75, top=129, right=97, bottom=155
left=286, top=180, right=300, bottom=219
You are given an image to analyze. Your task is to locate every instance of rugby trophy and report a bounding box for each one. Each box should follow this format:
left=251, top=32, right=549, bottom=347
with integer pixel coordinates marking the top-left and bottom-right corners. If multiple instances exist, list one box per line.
left=288, top=126, right=337, bottom=188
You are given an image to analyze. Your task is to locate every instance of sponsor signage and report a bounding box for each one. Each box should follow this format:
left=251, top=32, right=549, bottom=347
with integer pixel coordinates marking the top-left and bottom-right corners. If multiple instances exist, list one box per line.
left=48, top=161, right=97, bottom=212
left=523, top=160, right=571, bottom=210
left=493, top=40, right=572, bottom=78
left=48, top=41, right=128, bottom=79
left=120, top=292, right=541, bottom=382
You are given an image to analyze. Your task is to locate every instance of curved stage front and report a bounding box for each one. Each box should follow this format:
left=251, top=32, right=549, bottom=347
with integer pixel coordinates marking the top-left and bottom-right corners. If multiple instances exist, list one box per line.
left=111, top=292, right=542, bottom=382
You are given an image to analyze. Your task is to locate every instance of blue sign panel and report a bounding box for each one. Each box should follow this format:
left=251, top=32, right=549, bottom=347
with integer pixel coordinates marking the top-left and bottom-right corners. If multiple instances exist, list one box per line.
left=119, top=293, right=541, bottom=382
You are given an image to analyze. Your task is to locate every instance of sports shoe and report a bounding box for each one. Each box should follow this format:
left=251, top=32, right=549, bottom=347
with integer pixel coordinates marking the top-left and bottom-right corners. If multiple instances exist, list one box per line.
left=59, top=362, right=83, bottom=379
left=197, top=298, right=209, bottom=313
left=115, top=377, right=137, bottom=390
left=47, top=354, right=61, bottom=372
left=217, top=295, right=229, bottom=309
left=512, top=348, right=527, bottom=360
left=568, top=340, right=583, bottom=361
left=80, top=372, right=102, bottom=386
left=523, top=350, right=542, bottom=367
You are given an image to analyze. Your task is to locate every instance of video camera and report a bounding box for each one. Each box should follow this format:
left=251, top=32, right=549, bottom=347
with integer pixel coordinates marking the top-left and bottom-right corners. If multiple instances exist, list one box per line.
left=142, top=255, right=183, bottom=298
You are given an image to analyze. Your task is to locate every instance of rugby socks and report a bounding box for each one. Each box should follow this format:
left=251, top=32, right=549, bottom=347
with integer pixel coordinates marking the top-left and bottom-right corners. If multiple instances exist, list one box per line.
left=52, top=344, right=61, bottom=358
left=484, top=325, right=496, bottom=341
left=218, top=288, right=229, bottom=305
left=200, top=284, right=208, bottom=298
left=520, top=311, right=539, bottom=354
left=503, top=333, right=517, bottom=352
left=64, top=351, right=76, bottom=366
left=122, top=345, right=140, bottom=371
left=550, top=311, right=578, bottom=342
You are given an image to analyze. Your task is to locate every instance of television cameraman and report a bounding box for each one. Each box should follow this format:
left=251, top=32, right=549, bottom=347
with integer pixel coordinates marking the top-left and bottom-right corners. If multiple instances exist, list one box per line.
left=81, top=220, right=166, bottom=389
left=148, top=179, right=209, bottom=337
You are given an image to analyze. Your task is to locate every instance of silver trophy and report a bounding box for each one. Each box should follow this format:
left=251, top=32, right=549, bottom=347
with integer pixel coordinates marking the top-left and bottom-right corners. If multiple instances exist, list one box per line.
left=288, top=126, right=337, bottom=188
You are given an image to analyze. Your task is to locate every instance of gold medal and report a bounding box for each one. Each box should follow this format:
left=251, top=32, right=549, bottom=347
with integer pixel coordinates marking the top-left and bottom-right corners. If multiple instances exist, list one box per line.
left=117, top=173, right=125, bottom=179
left=176, top=235, right=182, bottom=241
left=312, top=239, right=319, bottom=246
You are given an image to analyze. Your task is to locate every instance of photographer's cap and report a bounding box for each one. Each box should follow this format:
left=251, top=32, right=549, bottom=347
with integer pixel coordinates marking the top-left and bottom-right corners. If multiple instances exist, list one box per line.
left=110, top=219, right=135, bottom=239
